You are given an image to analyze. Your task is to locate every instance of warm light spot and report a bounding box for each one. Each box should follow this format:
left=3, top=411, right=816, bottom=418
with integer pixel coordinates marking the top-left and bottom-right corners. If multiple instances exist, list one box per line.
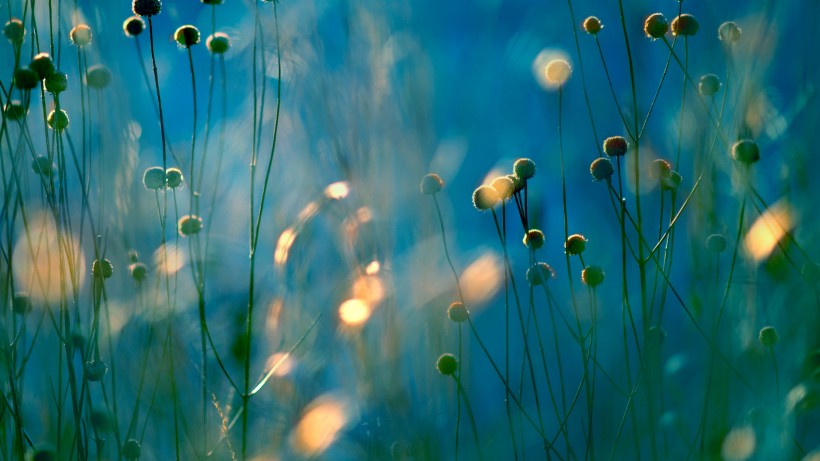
left=265, top=352, right=294, bottom=377
left=744, top=199, right=794, bottom=262
left=153, top=244, right=186, bottom=275
left=274, top=227, right=297, bottom=266
left=352, top=275, right=385, bottom=304
left=787, top=384, right=807, bottom=414
left=721, top=426, right=756, bottom=461
left=365, top=260, right=381, bottom=275
left=482, top=168, right=505, bottom=186
left=12, top=213, right=86, bottom=303
left=532, top=49, right=571, bottom=90
left=459, top=251, right=503, bottom=307
left=355, top=207, right=373, bottom=223
left=296, top=201, right=320, bottom=222
left=324, top=181, right=350, bottom=200
left=338, top=299, right=372, bottom=327
left=291, top=395, right=351, bottom=456
left=266, top=298, right=284, bottom=333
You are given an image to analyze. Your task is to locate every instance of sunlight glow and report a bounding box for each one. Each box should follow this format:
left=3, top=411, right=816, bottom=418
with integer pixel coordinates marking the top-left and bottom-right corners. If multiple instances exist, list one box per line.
left=153, top=244, right=186, bottom=275
left=338, top=299, right=372, bottom=327
left=532, top=49, right=571, bottom=90
left=274, top=227, right=297, bottom=266
left=365, top=260, right=381, bottom=275
left=721, top=426, right=756, bottom=461
left=324, top=181, right=350, bottom=200
left=291, top=395, right=352, bottom=456
left=352, top=275, right=385, bottom=304
left=459, top=251, right=503, bottom=307
left=744, top=199, right=795, bottom=262
left=265, top=352, right=295, bottom=377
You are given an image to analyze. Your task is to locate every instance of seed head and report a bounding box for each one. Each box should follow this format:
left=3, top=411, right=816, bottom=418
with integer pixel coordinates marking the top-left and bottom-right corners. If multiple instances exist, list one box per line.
left=526, top=262, right=555, bottom=286
left=732, top=139, right=760, bottom=164
left=165, top=167, right=184, bottom=188
left=132, top=0, right=162, bottom=17
left=142, top=166, right=166, bottom=189
left=671, top=14, right=699, bottom=37
left=661, top=171, right=682, bottom=191
left=419, top=173, right=443, bottom=195
left=699, top=74, right=721, bottom=96
left=129, top=262, right=148, bottom=282
left=523, top=229, right=545, bottom=250
left=44, top=71, right=68, bottom=94
left=583, top=16, right=603, bottom=35
left=472, top=185, right=499, bottom=211
left=565, top=234, right=587, bottom=256
left=92, top=259, right=114, bottom=279
left=32, top=156, right=57, bottom=178
left=513, top=158, right=536, bottom=180
left=644, top=13, right=669, bottom=39
left=207, top=32, right=231, bottom=54
left=491, top=176, right=515, bottom=200
left=123, top=16, right=146, bottom=37
left=650, top=159, right=672, bottom=180
left=648, top=325, right=667, bottom=346
left=30, top=52, right=55, bottom=79
left=4, top=100, right=27, bottom=120
left=13, top=67, right=39, bottom=90
left=85, top=359, right=108, bottom=381
left=3, top=19, right=25, bottom=44
left=47, top=109, right=70, bottom=131
left=447, top=302, right=469, bottom=323
left=13, top=291, right=31, bottom=315
left=706, top=234, right=727, bottom=253
left=545, top=59, right=572, bottom=87
left=178, top=215, right=203, bottom=236
left=718, top=21, right=741, bottom=43
left=174, top=25, right=201, bottom=48
left=86, top=64, right=112, bottom=89
left=70, top=24, right=92, bottom=46
left=436, top=353, right=458, bottom=376
left=603, top=136, right=628, bottom=157
left=758, top=326, right=778, bottom=347
left=581, top=265, right=605, bottom=287
left=590, top=157, right=614, bottom=182
left=122, top=439, right=142, bottom=460
left=507, top=174, right=525, bottom=193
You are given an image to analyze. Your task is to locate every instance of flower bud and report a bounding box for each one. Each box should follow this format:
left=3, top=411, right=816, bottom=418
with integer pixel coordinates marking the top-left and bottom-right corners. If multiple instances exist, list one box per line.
left=472, top=185, right=499, bottom=211
left=758, top=326, right=778, bottom=347
left=70, top=24, right=92, bottom=46
left=419, top=173, right=443, bottom=195
left=178, top=215, right=203, bottom=236
left=86, top=64, right=112, bottom=89
left=206, top=32, right=231, bottom=54
left=165, top=167, right=183, bottom=189
left=581, top=265, right=605, bottom=287
left=132, top=0, right=162, bottom=17
left=718, top=21, right=741, bottom=43
left=590, top=157, right=614, bottom=182
left=565, top=234, right=587, bottom=256
left=3, top=19, right=25, bottom=44
left=699, top=74, right=721, bottom=96
left=513, top=158, right=536, bottom=180
left=436, top=353, right=458, bottom=376
left=526, top=262, right=555, bottom=286
left=732, top=139, right=760, bottom=164
left=583, top=16, right=603, bottom=35
left=523, top=229, right=545, bottom=250
left=30, top=52, right=55, bottom=79
left=174, top=25, right=200, bottom=48
left=44, top=71, right=68, bottom=94
left=447, top=302, right=469, bottom=323
left=644, top=13, right=668, bottom=39
left=671, top=14, right=699, bottom=37
left=47, top=110, right=69, bottom=131
left=142, top=166, right=166, bottom=190
left=123, top=16, right=146, bottom=37
left=13, top=67, right=39, bottom=90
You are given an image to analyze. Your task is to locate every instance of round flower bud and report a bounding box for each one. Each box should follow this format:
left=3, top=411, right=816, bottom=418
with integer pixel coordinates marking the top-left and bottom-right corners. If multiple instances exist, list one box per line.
left=13, top=291, right=31, bottom=315
left=565, top=234, right=587, bottom=256
left=523, top=229, right=545, bottom=250
left=13, top=67, right=39, bottom=90
left=178, top=215, right=203, bottom=236
left=526, top=262, right=555, bottom=286
left=32, top=155, right=57, bottom=178
left=718, top=21, right=741, bottom=43
left=206, top=32, right=231, bottom=54
left=603, top=136, right=628, bottom=157
left=583, top=16, right=603, bottom=35
left=123, top=16, right=146, bottom=37
left=545, top=59, right=572, bottom=87
left=644, top=13, right=669, bottom=39
left=129, top=262, right=148, bottom=282
left=165, top=167, right=183, bottom=188
left=85, top=359, right=108, bottom=381
left=132, top=0, right=162, bottom=17
left=491, top=176, right=515, bottom=200
left=732, top=139, right=760, bottom=164
left=472, top=185, right=499, bottom=211
left=3, top=19, right=25, bottom=44
left=86, top=64, right=112, bottom=89
left=30, top=52, right=55, bottom=79
left=581, top=265, right=605, bottom=287
left=4, top=100, right=27, bottom=120
left=92, top=259, right=114, bottom=279
left=122, top=439, right=142, bottom=460
left=507, top=174, right=524, bottom=193
left=447, top=301, right=469, bottom=323
left=44, top=71, right=68, bottom=94
left=758, top=326, right=778, bottom=347
left=419, top=173, right=443, bottom=195
left=647, top=325, right=667, bottom=346
left=699, top=74, right=721, bottom=96
left=174, top=25, right=200, bottom=48
left=802, top=261, right=820, bottom=284
left=31, top=448, right=57, bottom=461
left=47, top=109, right=69, bottom=131
left=436, top=353, right=458, bottom=376
left=513, top=158, right=536, bottom=180
left=590, top=157, right=614, bottom=182
left=661, top=171, right=682, bottom=191
left=142, top=166, right=166, bottom=189
left=650, top=159, right=672, bottom=180
left=671, top=14, right=699, bottom=37
left=706, top=233, right=727, bottom=253
left=70, top=24, right=92, bottom=46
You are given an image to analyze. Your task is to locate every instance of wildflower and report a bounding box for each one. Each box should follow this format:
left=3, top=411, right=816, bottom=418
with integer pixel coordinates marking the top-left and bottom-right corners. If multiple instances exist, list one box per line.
left=174, top=25, right=201, bottom=48
left=166, top=167, right=184, bottom=189
left=447, top=302, right=469, bottom=323
left=513, top=158, right=536, bottom=180
left=565, top=234, right=587, bottom=256
left=507, top=174, right=525, bottom=193
left=142, top=167, right=166, bottom=189
left=13, top=67, right=39, bottom=90
left=590, top=157, right=614, bottom=182
left=132, top=0, right=162, bottom=17
left=583, top=16, right=603, bottom=35
left=472, top=185, right=499, bottom=211
left=85, top=359, right=108, bottom=381
left=491, top=176, right=515, bottom=200
left=44, top=71, right=68, bottom=94
left=206, top=32, right=231, bottom=54
left=123, top=16, right=146, bottom=37
left=526, top=262, right=555, bottom=286
left=523, top=229, right=545, bottom=250
left=603, top=136, right=628, bottom=157
left=545, top=59, right=572, bottom=87
left=70, top=24, right=92, bottom=46
left=671, top=14, right=699, bottom=37
left=4, top=100, right=27, bottom=121
left=706, top=234, right=727, bottom=253
left=699, top=74, right=721, bottom=96
left=30, top=52, right=55, bottom=79
left=436, top=353, right=458, bottom=376
left=122, top=439, right=142, bottom=460
left=178, top=215, right=203, bottom=236
left=419, top=173, right=443, bottom=195
left=644, top=13, right=668, bottom=39
left=129, top=262, right=148, bottom=282
left=650, top=159, right=672, bottom=180
left=648, top=325, right=667, bottom=346
left=661, top=171, right=682, bottom=191
left=3, top=19, right=24, bottom=44
left=47, top=110, right=70, bottom=131
left=758, top=326, right=778, bottom=347
left=86, top=65, right=112, bottom=89
left=718, top=21, right=741, bottom=43
left=32, top=156, right=57, bottom=178
left=92, top=259, right=114, bottom=279
left=731, top=139, right=760, bottom=164
left=581, top=265, right=605, bottom=287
